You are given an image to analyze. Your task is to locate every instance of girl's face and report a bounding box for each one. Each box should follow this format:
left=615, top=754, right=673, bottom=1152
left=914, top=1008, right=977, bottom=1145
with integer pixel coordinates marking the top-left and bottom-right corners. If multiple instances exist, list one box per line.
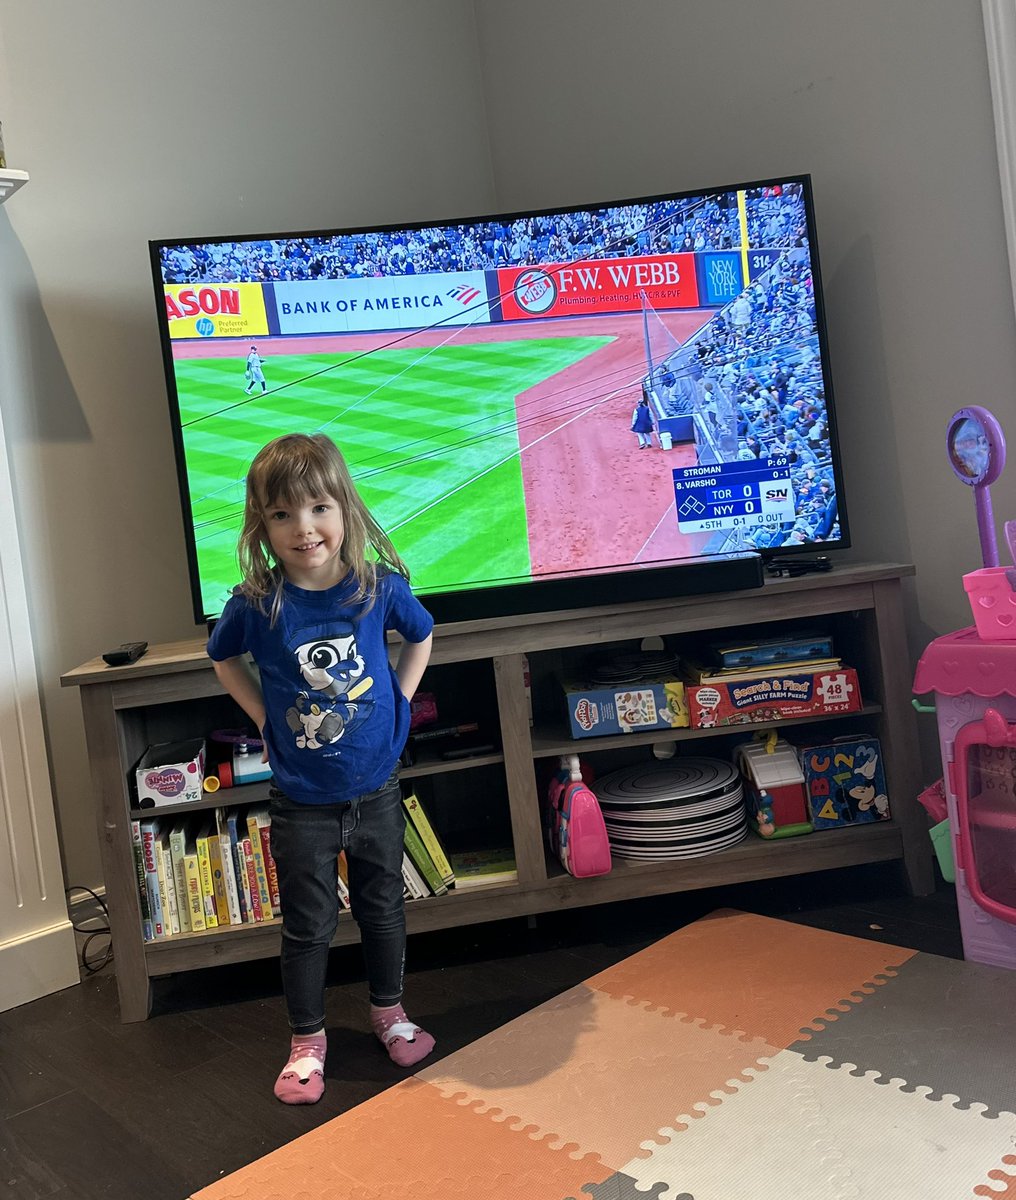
left=261, top=493, right=345, bottom=590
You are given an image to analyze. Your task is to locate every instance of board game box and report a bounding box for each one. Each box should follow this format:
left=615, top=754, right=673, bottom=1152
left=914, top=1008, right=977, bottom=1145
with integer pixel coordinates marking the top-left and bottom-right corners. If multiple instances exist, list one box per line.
left=686, top=667, right=862, bottom=729
left=562, top=677, right=689, bottom=739
left=709, top=630, right=835, bottom=670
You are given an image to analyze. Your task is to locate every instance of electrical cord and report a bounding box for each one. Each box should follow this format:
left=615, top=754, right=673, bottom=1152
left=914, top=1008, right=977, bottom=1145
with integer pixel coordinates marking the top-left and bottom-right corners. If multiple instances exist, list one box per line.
left=65, top=885, right=113, bottom=974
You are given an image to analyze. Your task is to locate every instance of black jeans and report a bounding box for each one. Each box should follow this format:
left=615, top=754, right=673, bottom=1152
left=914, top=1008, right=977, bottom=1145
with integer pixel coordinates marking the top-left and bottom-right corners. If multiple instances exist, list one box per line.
left=268, top=774, right=406, bottom=1035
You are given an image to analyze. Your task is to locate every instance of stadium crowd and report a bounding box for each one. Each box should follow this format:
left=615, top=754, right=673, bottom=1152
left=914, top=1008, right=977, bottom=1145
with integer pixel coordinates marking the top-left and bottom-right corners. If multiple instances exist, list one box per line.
left=656, top=243, right=838, bottom=549
left=160, top=185, right=804, bottom=284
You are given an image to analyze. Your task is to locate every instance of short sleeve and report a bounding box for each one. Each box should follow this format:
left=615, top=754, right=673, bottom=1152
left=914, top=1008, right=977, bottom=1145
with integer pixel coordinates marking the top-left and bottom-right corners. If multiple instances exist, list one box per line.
left=382, top=572, right=434, bottom=643
left=206, top=593, right=250, bottom=661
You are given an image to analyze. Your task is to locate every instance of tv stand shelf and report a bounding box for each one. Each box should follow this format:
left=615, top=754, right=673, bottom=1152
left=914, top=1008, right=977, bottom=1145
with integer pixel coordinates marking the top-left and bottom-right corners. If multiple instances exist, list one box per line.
left=63, top=562, right=931, bottom=1022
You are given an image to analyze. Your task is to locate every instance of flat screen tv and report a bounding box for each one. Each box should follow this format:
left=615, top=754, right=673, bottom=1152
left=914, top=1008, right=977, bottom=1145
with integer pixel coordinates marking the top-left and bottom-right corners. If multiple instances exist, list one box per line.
left=150, top=173, right=849, bottom=626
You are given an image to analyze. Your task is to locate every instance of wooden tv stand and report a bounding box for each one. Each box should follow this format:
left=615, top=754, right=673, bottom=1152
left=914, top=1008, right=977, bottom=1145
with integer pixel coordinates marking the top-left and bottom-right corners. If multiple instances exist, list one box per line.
left=63, top=562, right=931, bottom=1022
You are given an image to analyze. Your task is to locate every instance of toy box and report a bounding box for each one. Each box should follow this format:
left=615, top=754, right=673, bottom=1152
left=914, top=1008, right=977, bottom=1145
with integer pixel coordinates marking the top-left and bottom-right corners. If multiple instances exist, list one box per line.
left=798, top=735, right=890, bottom=828
left=562, top=676, right=689, bottom=738
left=686, top=666, right=862, bottom=729
left=133, top=738, right=206, bottom=808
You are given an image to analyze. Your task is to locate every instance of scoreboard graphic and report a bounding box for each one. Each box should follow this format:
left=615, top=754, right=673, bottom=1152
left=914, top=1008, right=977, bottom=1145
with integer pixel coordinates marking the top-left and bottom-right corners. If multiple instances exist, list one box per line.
left=673, top=458, right=797, bottom=535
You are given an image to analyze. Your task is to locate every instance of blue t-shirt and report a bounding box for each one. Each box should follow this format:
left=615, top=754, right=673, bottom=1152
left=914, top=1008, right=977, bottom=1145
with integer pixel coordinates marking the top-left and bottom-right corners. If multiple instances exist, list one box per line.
left=207, top=570, right=433, bottom=804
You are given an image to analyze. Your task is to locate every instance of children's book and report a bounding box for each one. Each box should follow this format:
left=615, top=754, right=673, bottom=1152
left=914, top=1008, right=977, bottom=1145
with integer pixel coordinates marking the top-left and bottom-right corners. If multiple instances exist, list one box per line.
left=245, top=808, right=274, bottom=916
left=448, top=847, right=518, bottom=889
left=337, top=850, right=351, bottom=910
left=241, top=837, right=264, bottom=921
left=183, top=835, right=206, bottom=932
left=799, top=735, right=891, bottom=827
left=131, top=819, right=154, bottom=942
left=153, top=838, right=172, bottom=936
left=401, top=851, right=427, bottom=900
left=403, top=820, right=447, bottom=896
left=168, top=822, right=192, bottom=933
left=336, top=863, right=351, bottom=910
left=249, top=806, right=280, bottom=916
left=195, top=823, right=219, bottom=927
left=206, top=828, right=232, bottom=925
left=403, top=793, right=454, bottom=887
left=158, top=838, right=181, bottom=935
left=225, top=809, right=251, bottom=923
left=138, top=818, right=166, bottom=938
left=214, top=809, right=242, bottom=925
left=217, top=831, right=242, bottom=924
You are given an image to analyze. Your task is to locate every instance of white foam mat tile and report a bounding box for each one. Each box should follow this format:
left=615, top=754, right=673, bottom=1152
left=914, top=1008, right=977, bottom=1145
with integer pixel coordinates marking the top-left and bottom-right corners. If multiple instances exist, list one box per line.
left=620, top=1049, right=1016, bottom=1200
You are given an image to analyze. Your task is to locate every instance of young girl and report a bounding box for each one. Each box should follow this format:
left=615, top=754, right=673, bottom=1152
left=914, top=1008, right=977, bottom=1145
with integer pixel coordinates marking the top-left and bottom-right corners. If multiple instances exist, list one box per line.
left=208, top=433, right=435, bottom=1104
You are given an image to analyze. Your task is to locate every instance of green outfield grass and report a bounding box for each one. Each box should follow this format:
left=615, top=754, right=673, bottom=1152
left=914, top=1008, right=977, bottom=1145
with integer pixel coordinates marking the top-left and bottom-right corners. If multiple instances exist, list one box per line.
left=174, top=336, right=611, bottom=616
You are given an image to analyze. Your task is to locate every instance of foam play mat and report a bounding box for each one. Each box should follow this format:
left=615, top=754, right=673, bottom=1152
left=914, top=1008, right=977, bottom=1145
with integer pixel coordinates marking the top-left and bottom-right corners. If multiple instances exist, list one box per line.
left=190, top=910, right=1016, bottom=1200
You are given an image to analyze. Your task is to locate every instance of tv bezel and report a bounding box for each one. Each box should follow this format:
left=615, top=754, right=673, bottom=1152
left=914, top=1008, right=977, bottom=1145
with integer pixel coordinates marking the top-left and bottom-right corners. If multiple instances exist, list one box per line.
left=150, top=171, right=851, bottom=628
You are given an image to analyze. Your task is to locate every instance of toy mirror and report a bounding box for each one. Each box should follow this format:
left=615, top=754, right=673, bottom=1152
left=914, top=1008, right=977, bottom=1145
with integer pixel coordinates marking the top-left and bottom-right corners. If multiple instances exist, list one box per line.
left=947, top=406, right=1006, bottom=567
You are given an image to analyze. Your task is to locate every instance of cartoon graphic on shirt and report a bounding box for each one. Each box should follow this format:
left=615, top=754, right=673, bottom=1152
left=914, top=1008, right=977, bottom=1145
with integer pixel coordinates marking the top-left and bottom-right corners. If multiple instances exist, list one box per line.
left=284, top=621, right=374, bottom=750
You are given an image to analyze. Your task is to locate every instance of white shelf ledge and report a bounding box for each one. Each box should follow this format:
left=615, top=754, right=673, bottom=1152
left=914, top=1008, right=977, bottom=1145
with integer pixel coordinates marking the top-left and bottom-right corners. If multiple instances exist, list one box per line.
left=0, top=168, right=29, bottom=204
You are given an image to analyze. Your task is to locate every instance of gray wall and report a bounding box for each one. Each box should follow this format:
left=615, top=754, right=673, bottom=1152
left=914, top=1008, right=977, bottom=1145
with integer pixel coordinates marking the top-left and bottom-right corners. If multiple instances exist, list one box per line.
left=1, top=0, right=1013, bottom=889
left=472, top=0, right=1016, bottom=629
left=0, top=0, right=494, bottom=888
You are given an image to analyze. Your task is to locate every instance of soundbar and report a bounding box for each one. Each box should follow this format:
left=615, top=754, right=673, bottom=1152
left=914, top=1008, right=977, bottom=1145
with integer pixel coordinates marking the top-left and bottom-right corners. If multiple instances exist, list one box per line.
left=423, top=553, right=765, bottom=625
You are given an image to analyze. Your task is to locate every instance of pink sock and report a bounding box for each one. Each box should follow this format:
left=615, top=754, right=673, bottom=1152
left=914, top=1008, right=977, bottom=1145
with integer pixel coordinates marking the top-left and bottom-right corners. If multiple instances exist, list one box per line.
left=274, top=1032, right=327, bottom=1104
left=370, top=1003, right=435, bottom=1067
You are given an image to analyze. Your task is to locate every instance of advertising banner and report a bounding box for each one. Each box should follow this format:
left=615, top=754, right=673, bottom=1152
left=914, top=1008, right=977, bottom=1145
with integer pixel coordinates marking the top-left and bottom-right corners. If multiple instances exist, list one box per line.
left=274, top=272, right=491, bottom=335
left=497, top=254, right=699, bottom=321
left=164, top=283, right=269, bottom=339
left=699, top=252, right=745, bottom=305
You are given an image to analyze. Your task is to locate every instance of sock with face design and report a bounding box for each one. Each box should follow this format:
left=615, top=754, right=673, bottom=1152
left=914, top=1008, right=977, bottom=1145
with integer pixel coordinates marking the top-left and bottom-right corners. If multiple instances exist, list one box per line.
left=370, top=1003, right=435, bottom=1067
left=274, top=1031, right=327, bottom=1104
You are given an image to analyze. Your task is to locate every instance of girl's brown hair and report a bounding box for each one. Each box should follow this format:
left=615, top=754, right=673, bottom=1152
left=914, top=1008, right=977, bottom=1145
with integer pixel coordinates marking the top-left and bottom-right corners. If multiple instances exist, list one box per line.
left=236, top=433, right=408, bottom=623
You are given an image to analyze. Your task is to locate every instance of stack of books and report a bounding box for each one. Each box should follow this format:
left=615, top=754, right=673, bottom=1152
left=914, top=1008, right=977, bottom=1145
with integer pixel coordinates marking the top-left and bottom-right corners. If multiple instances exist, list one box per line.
left=131, top=804, right=281, bottom=942
left=336, top=794, right=519, bottom=905
left=133, top=790, right=517, bottom=940
left=399, top=792, right=456, bottom=902
left=447, top=847, right=518, bottom=889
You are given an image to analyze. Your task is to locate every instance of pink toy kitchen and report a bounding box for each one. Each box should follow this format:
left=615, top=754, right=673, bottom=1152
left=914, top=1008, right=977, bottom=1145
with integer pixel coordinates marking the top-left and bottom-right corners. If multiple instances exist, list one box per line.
left=914, top=405, right=1016, bottom=969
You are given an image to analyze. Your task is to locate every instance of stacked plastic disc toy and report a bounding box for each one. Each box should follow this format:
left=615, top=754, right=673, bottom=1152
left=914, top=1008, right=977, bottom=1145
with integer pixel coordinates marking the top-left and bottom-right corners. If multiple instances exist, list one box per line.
left=593, top=757, right=746, bottom=860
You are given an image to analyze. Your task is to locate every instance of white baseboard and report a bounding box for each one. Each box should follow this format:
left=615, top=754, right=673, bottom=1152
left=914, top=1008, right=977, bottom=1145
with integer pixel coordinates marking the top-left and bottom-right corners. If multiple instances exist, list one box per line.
left=0, top=920, right=81, bottom=1012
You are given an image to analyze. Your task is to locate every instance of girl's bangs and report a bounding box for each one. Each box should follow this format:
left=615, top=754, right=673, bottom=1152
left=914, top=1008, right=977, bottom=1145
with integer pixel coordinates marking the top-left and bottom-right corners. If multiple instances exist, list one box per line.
left=258, top=456, right=337, bottom=511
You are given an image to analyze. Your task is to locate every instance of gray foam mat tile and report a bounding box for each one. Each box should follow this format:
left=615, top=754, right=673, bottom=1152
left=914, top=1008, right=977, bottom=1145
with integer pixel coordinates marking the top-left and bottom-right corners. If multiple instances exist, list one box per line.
left=790, top=951, right=1016, bottom=1116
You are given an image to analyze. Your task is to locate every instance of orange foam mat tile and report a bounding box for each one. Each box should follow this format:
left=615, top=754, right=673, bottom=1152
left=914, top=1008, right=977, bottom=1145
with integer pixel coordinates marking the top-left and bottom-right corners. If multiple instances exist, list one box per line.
left=974, top=1156, right=1016, bottom=1199
left=189, top=1076, right=614, bottom=1200
left=418, top=980, right=780, bottom=1167
left=584, top=908, right=915, bottom=1047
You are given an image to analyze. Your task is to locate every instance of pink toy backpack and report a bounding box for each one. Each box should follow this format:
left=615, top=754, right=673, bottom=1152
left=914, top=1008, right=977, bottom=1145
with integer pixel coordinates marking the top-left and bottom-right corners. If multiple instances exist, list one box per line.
left=547, top=755, right=612, bottom=878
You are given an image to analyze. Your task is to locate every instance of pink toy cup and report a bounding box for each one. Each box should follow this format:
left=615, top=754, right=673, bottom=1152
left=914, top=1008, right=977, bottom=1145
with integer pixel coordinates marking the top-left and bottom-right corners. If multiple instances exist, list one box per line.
left=964, top=567, right=1016, bottom=640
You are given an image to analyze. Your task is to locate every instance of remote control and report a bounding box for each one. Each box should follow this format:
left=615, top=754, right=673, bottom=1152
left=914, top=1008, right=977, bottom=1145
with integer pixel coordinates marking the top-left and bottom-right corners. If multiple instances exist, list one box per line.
left=102, top=641, right=149, bottom=666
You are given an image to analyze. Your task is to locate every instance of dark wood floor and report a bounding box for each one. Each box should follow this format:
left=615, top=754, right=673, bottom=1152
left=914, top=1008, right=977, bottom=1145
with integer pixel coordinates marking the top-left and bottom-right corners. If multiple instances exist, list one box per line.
left=2, top=862, right=962, bottom=1200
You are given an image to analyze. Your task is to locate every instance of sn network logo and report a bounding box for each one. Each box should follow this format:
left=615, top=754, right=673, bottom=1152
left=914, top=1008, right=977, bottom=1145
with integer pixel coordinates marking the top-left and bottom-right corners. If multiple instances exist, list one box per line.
left=447, top=284, right=480, bottom=306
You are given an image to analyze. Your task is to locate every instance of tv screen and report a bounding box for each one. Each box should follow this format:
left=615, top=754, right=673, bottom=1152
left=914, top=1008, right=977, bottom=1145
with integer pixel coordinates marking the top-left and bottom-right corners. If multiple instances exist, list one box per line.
left=151, top=173, right=848, bottom=625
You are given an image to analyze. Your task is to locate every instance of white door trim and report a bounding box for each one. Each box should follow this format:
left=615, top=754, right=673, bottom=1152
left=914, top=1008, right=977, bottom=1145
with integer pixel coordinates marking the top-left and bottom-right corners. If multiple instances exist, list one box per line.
left=983, top=0, right=1016, bottom=319
left=0, top=381, right=78, bottom=1011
